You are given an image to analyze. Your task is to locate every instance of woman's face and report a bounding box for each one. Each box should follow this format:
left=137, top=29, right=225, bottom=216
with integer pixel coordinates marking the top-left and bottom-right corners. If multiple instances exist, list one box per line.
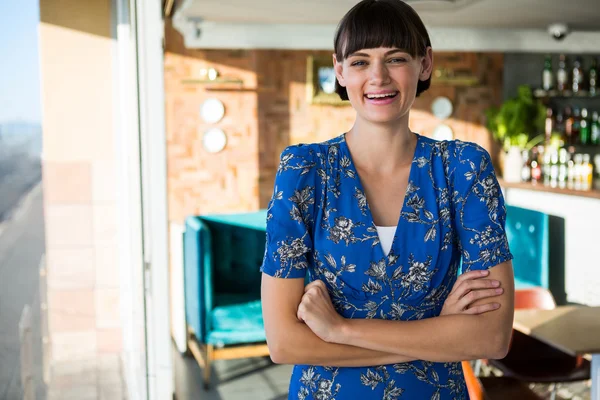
left=334, top=46, right=433, bottom=125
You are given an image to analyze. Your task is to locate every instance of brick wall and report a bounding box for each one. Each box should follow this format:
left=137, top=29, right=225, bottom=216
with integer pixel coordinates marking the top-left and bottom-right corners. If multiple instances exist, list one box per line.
left=165, top=23, right=503, bottom=221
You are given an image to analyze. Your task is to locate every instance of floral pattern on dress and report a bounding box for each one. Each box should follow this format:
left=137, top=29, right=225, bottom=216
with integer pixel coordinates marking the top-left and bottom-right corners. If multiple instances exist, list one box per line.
left=261, top=133, right=513, bottom=399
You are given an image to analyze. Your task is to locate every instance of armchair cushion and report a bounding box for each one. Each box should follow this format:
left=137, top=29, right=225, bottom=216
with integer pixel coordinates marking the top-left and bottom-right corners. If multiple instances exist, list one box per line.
left=207, top=299, right=266, bottom=346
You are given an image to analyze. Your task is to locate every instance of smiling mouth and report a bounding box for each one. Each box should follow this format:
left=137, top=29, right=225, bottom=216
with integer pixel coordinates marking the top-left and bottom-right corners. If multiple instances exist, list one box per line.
left=365, top=92, right=399, bottom=100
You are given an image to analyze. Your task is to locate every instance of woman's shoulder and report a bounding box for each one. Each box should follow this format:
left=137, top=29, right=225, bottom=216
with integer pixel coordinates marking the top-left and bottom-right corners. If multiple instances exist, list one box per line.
left=418, top=135, right=490, bottom=164
left=451, top=139, right=491, bottom=161
left=279, top=134, right=346, bottom=167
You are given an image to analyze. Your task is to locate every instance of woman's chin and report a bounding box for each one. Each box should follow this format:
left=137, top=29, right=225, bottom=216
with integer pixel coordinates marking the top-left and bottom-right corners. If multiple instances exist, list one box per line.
left=360, top=111, right=405, bottom=125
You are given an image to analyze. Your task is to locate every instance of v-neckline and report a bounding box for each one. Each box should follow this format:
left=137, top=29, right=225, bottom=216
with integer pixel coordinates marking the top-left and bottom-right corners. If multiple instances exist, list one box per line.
left=341, top=132, right=421, bottom=262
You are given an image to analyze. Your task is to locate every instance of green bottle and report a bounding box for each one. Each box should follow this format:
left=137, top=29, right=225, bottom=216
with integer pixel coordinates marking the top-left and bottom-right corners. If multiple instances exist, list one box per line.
left=591, top=111, right=600, bottom=145
left=580, top=108, right=590, bottom=145
left=542, top=55, right=554, bottom=91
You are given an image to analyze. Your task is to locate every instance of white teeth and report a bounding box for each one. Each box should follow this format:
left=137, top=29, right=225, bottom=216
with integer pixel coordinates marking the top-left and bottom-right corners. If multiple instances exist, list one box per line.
left=366, top=92, right=397, bottom=99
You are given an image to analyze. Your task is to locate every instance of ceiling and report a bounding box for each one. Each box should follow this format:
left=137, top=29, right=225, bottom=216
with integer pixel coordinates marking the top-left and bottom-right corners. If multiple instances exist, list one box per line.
left=176, top=0, right=600, bottom=31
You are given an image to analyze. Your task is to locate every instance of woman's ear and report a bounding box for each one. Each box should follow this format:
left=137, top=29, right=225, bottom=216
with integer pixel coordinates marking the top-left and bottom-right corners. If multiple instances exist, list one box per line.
left=420, top=47, right=434, bottom=81
left=333, top=54, right=346, bottom=87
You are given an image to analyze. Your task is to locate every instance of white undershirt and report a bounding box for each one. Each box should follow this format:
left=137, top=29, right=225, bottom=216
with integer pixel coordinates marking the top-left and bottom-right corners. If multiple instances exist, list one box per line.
left=375, top=226, right=397, bottom=256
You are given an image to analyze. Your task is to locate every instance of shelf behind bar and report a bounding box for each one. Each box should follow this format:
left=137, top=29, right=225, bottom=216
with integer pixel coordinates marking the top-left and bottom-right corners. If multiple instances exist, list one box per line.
left=533, top=88, right=600, bottom=100
left=498, top=178, right=600, bottom=200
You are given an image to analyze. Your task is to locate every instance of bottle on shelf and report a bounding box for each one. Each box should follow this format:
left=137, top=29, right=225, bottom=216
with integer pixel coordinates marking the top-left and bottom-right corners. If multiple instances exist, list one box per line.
left=542, top=55, right=554, bottom=91
left=582, top=154, right=593, bottom=190
left=555, top=111, right=565, bottom=137
left=573, top=153, right=583, bottom=190
left=543, top=148, right=552, bottom=186
left=521, top=150, right=531, bottom=182
left=589, top=58, right=598, bottom=96
left=557, top=54, right=569, bottom=93
left=567, top=153, right=575, bottom=189
left=558, top=148, right=568, bottom=188
left=544, top=107, right=554, bottom=144
left=580, top=108, right=591, bottom=145
left=531, top=147, right=543, bottom=184
left=572, top=57, right=585, bottom=94
left=572, top=107, right=582, bottom=145
left=591, top=111, right=600, bottom=145
left=564, top=107, right=575, bottom=145
left=549, top=149, right=559, bottom=188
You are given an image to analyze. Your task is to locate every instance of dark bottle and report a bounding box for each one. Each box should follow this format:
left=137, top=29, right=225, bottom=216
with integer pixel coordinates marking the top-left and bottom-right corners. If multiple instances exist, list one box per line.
left=557, top=54, right=569, bottom=92
left=591, top=111, right=600, bottom=145
left=555, top=111, right=565, bottom=137
left=542, top=55, right=554, bottom=91
left=590, top=58, right=598, bottom=96
left=572, top=107, right=582, bottom=144
left=564, top=107, right=574, bottom=145
left=572, top=57, right=585, bottom=94
left=580, top=108, right=590, bottom=145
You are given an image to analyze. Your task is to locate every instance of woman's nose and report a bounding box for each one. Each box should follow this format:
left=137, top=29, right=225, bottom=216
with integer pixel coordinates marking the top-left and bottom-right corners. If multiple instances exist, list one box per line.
left=369, top=62, right=390, bottom=85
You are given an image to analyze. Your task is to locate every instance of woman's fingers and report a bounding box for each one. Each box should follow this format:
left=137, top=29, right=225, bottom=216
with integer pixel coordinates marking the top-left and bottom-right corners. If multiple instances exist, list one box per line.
left=457, top=287, right=504, bottom=311
left=462, top=302, right=501, bottom=315
left=452, top=270, right=490, bottom=292
left=453, top=278, right=501, bottom=300
left=455, top=269, right=489, bottom=286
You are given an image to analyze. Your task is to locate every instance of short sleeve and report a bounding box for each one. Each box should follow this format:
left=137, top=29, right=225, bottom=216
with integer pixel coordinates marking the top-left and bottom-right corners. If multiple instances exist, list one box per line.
left=260, top=145, right=316, bottom=279
left=452, top=143, right=513, bottom=273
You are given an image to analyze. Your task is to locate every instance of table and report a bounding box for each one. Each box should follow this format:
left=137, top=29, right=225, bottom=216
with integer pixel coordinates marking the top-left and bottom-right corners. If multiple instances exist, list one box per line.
left=513, top=306, right=600, bottom=400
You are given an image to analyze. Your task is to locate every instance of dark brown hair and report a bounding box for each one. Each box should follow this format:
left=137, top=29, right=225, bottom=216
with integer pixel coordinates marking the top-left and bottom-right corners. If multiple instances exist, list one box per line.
left=334, top=0, right=432, bottom=100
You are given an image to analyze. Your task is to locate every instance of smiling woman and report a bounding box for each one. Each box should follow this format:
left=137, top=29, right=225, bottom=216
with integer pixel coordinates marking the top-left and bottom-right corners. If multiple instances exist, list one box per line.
left=260, top=1, right=515, bottom=399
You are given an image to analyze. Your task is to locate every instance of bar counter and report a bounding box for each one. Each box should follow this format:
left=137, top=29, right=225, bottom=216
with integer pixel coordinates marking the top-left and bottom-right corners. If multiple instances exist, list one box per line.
left=498, top=179, right=600, bottom=201
left=498, top=178, right=600, bottom=307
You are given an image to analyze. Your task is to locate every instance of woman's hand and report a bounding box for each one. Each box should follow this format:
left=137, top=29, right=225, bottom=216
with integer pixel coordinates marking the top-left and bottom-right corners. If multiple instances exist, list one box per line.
left=440, top=269, right=503, bottom=316
left=297, top=280, right=346, bottom=343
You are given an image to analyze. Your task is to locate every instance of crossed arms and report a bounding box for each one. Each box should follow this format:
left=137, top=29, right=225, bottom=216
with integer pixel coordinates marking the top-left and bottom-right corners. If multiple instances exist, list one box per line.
left=261, top=261, right=514, bottom=367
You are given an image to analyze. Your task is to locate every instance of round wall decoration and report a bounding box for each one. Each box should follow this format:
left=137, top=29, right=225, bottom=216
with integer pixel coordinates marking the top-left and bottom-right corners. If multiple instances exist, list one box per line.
left=200, top=98, right=225, bottom=124
left=202, top=128, right=227, bottom=153
left=431, top=96, right=453, bottom=120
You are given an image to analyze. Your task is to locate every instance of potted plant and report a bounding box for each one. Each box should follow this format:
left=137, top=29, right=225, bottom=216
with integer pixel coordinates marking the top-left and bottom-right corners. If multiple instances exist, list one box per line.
left=485, top=85, right=546, bottom=182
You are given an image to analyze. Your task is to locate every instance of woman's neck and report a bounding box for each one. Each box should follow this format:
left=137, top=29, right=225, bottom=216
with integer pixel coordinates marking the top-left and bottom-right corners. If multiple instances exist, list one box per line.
left=345, top=117, right=416, bottom=174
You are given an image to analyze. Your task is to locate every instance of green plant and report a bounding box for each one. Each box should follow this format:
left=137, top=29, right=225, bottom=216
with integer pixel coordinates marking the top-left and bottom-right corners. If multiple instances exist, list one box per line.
left=485, top=85, right=546, bottom=152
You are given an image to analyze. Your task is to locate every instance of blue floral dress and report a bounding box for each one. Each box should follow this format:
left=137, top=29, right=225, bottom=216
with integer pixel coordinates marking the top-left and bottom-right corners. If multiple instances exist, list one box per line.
left=261, top=133, right=513, bottom=400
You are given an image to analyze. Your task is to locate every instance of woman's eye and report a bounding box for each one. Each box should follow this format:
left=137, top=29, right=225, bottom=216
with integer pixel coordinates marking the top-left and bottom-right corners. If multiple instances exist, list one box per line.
left=389, top=58, right=407, bottom=63
left=351, top=60, right=367, bottom=67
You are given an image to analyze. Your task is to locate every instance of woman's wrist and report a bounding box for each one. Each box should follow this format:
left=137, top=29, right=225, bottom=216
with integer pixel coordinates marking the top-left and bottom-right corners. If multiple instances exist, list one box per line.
left=333, top=317, right=353, bottom=345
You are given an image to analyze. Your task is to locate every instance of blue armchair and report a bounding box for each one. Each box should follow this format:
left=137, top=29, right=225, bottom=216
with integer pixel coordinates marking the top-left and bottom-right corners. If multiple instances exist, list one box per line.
left=505, top=205, right=550, bottom=289
left=184, top=210, right=269, bottom=388
left=504, top=205, right=565, bottom=303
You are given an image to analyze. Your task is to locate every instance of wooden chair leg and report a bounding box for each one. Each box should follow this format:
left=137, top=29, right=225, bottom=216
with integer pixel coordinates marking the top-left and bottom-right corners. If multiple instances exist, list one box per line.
left=203, top=344, right=213, bottom=390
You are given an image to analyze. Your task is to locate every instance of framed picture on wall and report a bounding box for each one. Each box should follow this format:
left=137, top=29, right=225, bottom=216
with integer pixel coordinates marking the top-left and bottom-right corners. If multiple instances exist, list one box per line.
left=306, top=55, right=348, bottom=106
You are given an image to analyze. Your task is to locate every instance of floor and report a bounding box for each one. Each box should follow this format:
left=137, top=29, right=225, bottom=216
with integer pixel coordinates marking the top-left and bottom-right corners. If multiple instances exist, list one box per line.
left=172, top=347, right=593, bottom=400
left=482, top=363, right=592, bottom=400
left=172, top=343, right=292, bottom=400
